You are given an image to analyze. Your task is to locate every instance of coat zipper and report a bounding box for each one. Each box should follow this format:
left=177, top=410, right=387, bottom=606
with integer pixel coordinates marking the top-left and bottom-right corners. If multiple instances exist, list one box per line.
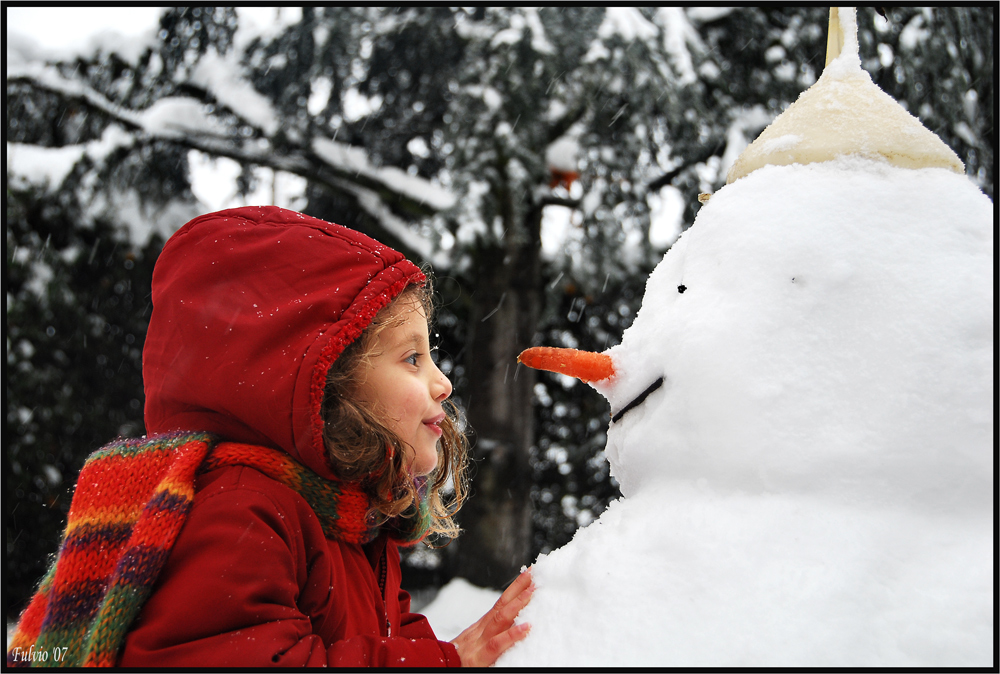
left=378, top=544, right=390, bottom=637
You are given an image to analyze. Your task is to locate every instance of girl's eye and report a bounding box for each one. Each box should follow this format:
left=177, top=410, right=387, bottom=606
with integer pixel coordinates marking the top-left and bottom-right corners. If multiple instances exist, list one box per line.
left=405, top=352, right=420, bottom=366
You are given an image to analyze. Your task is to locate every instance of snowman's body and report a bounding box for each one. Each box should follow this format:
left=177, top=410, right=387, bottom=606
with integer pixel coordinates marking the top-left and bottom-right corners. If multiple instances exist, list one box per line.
left=500, top=10, right=993, bottom=667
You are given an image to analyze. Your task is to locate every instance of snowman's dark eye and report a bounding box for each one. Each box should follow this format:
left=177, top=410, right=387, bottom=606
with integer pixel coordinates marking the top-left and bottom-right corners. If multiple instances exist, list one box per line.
left=610, top=376, right=664, bottom=423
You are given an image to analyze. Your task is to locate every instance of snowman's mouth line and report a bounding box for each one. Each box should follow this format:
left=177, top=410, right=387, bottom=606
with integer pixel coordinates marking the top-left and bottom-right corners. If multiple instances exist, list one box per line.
left=610, top=376, right=664, bottom=424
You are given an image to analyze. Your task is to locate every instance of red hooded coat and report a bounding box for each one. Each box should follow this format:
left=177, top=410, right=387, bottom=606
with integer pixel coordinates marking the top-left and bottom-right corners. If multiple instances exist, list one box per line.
left=119, top=206, right=461, bottom=667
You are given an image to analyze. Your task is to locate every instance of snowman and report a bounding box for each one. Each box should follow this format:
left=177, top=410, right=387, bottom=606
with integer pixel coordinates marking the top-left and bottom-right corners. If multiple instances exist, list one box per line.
left=500, top=8, right=993, bottom=667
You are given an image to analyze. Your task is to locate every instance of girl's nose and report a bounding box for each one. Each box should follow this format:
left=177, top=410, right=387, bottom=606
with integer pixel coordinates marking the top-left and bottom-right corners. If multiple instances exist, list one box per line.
left=431, top=362, right=453, bottom=402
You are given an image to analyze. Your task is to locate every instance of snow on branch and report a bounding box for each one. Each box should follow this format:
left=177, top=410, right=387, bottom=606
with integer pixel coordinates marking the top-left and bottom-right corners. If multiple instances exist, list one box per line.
left=7, top=64, right=455, bottom=222
left=329, top=176, right=449, bottom=267
left=312, top=138, right=455, bottom=212
left=190, top=50, right=280, bottom=136
left=656, top=8, right=704, bottom=86
left=8, top=63, right=146, bottom=133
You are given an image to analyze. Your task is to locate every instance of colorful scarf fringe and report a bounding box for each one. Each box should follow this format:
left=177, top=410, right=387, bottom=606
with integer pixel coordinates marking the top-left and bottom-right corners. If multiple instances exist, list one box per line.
left=6, top=431, right=431, bottom=667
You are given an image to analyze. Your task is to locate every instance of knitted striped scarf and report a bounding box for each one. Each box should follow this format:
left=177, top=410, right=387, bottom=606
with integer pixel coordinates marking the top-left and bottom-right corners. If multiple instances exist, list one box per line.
left=6, top=431, right=432, bottom=668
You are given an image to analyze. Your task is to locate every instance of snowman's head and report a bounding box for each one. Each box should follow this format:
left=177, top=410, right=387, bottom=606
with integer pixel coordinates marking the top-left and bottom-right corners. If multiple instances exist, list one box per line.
left=518, top=8, right=988, bottom=504
left=520, top=158, right=992, bottom=506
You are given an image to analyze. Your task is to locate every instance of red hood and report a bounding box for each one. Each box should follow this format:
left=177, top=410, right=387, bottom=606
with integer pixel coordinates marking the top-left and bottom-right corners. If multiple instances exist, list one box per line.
left=143, top=206, right=425, bottom=480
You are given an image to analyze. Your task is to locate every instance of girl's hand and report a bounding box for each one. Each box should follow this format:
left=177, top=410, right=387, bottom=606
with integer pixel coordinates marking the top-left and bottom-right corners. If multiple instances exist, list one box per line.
left=450, top=570, right=534, bottom=667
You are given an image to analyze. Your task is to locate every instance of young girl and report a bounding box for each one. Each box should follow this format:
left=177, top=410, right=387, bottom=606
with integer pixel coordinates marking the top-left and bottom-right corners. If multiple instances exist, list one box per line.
left=6, top=206, right=532, bottom=667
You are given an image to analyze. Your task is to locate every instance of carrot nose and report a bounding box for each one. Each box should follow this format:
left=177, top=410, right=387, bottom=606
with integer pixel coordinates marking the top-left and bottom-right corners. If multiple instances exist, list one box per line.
left=517, top=347, right=615, bottom=383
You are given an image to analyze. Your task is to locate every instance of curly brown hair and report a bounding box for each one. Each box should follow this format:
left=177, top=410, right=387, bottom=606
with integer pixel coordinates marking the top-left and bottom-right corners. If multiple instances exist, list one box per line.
left=321, top=282, right=468, bottom=542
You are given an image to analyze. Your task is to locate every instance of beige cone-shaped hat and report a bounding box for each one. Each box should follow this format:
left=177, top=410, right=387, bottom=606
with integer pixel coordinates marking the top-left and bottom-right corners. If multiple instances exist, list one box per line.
left=726, top=7, right=964, bottom=184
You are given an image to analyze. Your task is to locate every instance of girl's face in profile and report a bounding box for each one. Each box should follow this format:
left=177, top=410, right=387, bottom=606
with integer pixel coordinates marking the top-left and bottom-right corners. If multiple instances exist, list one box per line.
left=354, top=300, right=453, bottom=476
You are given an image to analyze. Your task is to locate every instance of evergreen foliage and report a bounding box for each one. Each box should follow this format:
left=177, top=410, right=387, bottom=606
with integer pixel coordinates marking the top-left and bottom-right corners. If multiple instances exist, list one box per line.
left=6, top=187, right=163, bottom=615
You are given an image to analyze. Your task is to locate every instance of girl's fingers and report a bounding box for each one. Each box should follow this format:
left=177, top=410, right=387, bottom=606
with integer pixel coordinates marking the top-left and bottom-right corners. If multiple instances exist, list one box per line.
left=497, top=570, right=533, bottom=609
left=451, top=578, right=533, bottom=668
left=500, top=582, right=533, bottom=622
left=485, top=622, right=531, bottom=662
left=485, top=572, right=534, bottom=636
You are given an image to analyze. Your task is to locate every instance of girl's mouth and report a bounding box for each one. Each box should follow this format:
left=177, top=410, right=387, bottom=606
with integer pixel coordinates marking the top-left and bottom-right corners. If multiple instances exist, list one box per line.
left=423, top=413, right=445, bottom=437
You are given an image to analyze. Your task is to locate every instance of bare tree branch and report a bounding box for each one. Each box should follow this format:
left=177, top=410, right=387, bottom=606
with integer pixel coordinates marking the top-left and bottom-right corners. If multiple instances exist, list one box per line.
left=646, top=140, right=726, bottom=192
left=538, top=195, right=581, bottom=209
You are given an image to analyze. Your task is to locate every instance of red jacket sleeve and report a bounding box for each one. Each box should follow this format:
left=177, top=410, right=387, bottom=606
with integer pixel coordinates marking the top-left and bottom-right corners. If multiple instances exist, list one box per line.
left=119, top=466, right=460, bottom=667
